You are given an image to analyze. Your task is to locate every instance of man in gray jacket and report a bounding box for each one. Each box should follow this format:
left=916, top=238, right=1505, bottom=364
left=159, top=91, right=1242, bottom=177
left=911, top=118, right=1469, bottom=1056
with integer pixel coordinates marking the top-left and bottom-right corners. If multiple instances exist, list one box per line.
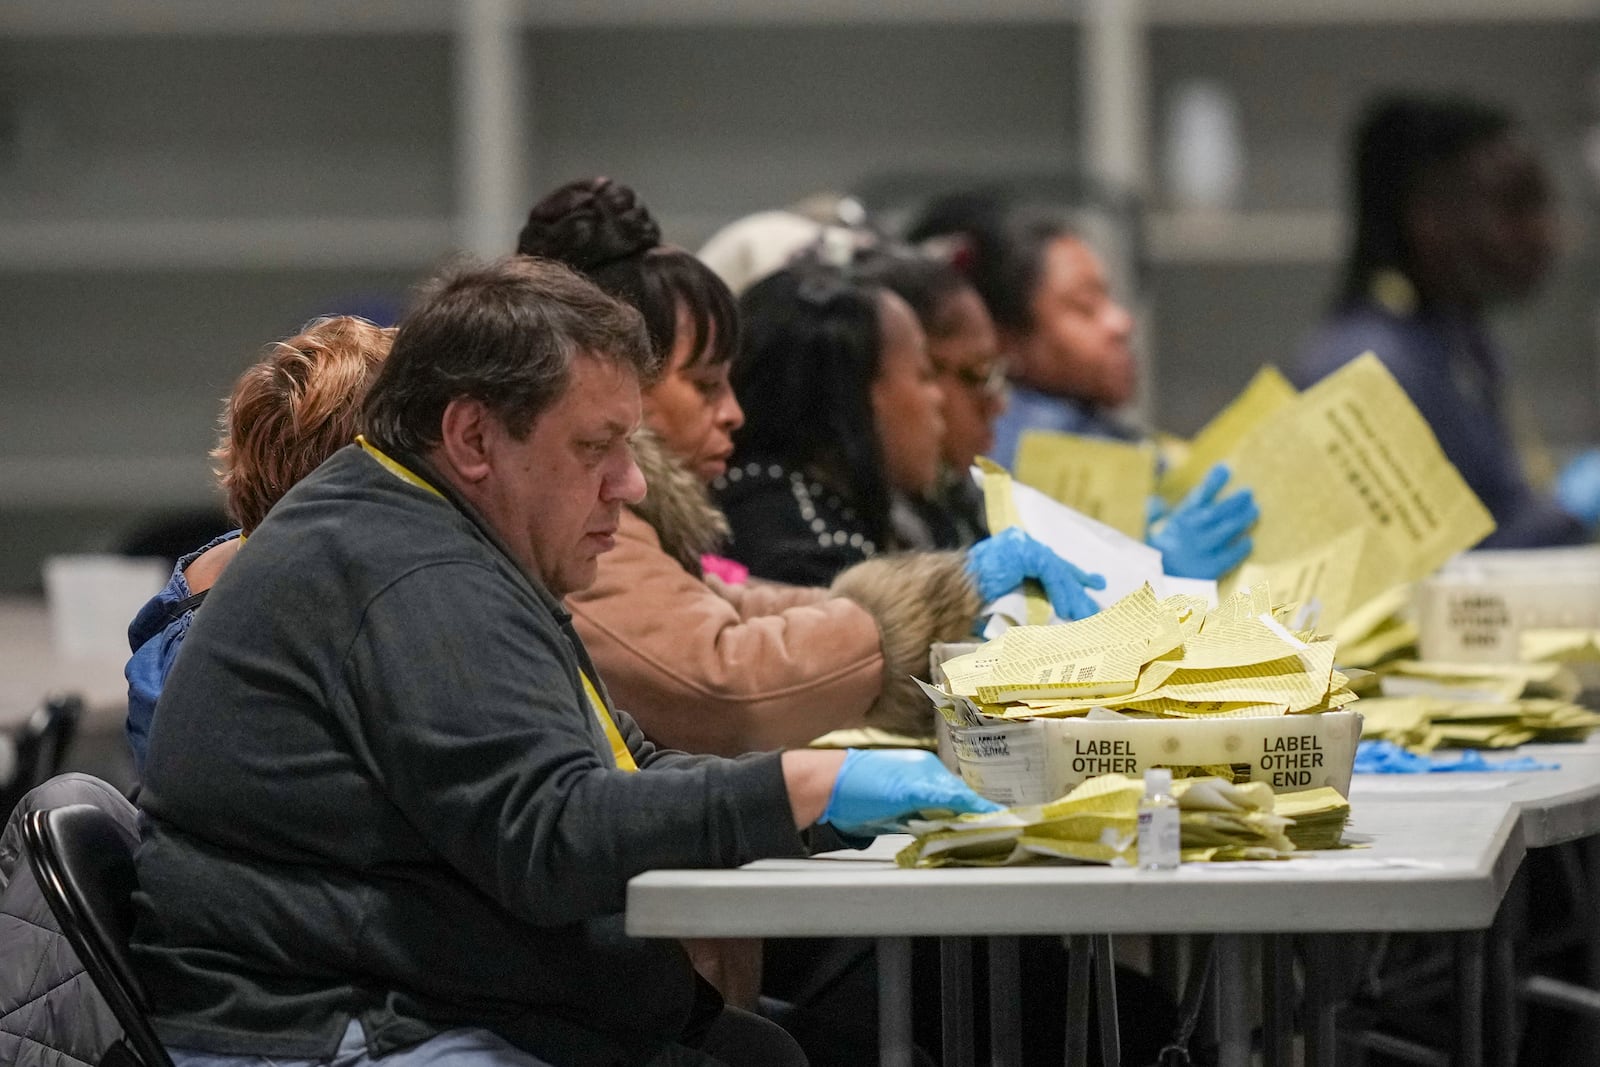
left=130, top=255, right=995, bottom=1067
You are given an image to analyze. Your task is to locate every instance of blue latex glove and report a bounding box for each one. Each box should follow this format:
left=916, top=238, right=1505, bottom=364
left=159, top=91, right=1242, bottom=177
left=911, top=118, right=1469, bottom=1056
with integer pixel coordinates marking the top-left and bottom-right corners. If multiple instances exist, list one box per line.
left=820, top=749, right=1003, bottom=837
left=966, top=527, right=1106, bottom=622
left=1146, top=463, right=1258, bottom=580
left=1354, top=739, right=1557, bottom=774
left=1555, top=448, right=1600, bottom=528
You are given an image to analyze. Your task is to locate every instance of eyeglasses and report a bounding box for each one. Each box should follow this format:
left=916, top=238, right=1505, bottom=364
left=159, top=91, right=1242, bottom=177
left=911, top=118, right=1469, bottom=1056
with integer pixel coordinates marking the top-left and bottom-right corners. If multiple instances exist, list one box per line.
left=936, top=360, right=1008, bottom=398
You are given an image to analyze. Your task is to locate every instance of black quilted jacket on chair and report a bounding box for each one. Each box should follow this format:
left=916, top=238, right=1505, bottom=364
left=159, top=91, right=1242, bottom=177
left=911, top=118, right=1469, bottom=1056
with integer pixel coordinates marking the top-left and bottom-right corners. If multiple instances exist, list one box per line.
left=1, top=772, right=137, bottom=1067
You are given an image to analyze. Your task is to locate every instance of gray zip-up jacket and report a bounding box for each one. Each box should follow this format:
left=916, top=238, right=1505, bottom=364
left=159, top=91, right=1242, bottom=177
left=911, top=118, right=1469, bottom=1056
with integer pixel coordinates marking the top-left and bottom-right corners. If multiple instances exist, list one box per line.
left=131, top=444, right=808, bottom=1066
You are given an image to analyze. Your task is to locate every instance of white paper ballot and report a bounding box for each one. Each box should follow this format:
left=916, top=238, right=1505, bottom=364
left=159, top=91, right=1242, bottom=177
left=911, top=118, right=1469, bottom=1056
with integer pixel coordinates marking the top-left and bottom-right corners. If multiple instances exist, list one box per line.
left=973, top=465, right=1217, bottom=619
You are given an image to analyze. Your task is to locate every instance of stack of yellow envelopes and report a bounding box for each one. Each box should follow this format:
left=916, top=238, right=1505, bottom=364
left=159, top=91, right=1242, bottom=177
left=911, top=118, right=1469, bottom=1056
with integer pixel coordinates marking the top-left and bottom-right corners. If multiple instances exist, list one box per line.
left=896, top=774, right=1351, bottom=868
left=1521, top=629, right=1600, bottom=667
left=936, top=583, right=1356, bottom=723
left=1357, top=660, right=1600, bottom=751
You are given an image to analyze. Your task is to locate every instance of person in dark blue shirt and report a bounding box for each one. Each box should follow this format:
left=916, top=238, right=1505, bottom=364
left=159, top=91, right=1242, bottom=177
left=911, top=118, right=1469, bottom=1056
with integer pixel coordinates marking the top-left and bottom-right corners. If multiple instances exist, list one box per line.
left=1295, top=93, right=1600, bottom=548
left=906, top=193, right=1258, bottom=579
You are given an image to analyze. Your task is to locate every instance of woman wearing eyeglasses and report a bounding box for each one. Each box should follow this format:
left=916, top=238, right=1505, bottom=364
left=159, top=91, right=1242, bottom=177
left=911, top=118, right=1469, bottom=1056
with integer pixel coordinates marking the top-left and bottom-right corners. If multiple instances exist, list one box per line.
left=852, top=248, right=1007, bottom=551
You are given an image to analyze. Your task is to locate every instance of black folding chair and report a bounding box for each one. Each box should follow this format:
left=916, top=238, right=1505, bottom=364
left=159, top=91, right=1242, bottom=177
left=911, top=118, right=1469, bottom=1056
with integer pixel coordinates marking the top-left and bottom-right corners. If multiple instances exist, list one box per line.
left=22, top=803, right=174, bottom=1067
left=1, top=693, right=84, bottom=819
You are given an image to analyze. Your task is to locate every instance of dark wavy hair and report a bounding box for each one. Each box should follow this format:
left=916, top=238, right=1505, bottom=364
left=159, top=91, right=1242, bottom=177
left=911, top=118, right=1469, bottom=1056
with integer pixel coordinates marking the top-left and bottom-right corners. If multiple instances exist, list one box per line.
left=852, top=246, right=971, bottom=340
left=1336, top=94, right=1516, bottom=308
left=905, top=191, right=1073, bottom=336
left=517, top=177, right=739, bottom=368
left=731, top=259, right=893, bottom=545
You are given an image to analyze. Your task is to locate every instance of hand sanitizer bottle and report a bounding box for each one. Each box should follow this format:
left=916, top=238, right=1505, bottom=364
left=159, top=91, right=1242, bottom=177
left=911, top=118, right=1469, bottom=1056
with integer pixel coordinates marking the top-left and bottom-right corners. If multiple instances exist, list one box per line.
left=1138, top=768, right=1180, bottom=870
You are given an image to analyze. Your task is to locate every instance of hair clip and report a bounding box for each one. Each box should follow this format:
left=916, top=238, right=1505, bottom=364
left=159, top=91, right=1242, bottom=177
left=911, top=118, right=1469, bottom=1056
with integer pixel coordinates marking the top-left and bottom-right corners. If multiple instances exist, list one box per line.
left=919, top=234, right=975, bottom=276
left=816, top=227, right=855, bottom=270
left=834, top=196, right=868, bottom=229
left=796, top=268, right=850, bottom=309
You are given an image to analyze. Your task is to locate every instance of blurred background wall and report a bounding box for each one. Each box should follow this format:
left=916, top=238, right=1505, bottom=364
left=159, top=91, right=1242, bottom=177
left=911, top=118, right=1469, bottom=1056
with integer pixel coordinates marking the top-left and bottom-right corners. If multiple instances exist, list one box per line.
left=2, top=0, right=1597, bottom=593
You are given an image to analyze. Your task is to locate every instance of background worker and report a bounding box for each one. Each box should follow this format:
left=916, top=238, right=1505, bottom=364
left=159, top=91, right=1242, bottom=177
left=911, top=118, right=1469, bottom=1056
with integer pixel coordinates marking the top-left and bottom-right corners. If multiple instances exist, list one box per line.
left=1296, top=93, right=1600, bottom=546
left=853, top=246, right=1004, bottom=550
left=717, top=253, right=1106, bottom=619
left=907, top=193, right=1259, bottom=579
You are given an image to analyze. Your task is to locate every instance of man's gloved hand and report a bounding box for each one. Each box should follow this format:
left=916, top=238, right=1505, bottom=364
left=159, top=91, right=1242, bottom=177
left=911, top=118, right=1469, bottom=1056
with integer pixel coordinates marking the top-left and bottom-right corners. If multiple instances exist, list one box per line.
left=1555, top=449, right=1600, bottom=529
left=819, top=750, right=1002, bottom=837
left=966, top=527, right=1106, bottom=621
left=1146, top=463, right=1258, bottom=580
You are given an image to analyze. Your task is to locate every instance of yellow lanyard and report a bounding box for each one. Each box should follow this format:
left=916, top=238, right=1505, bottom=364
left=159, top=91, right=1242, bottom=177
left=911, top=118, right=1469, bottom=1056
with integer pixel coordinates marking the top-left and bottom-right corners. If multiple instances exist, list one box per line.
left=357, top=435, right=638, bottom=773
left=357, top=434, right=444, bottom=499
left=581, top=671, right=638, bottom=772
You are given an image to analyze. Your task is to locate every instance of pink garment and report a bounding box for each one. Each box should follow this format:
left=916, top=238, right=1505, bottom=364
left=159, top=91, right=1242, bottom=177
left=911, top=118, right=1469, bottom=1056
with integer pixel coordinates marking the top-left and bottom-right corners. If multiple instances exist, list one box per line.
left=700, top=553, right=749, bottom=585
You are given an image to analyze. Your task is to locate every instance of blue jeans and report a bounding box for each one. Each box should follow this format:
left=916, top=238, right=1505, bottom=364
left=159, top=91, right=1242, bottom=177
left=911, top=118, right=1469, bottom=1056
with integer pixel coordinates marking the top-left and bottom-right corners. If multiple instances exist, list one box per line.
left=167, top=1019, right=555, bottom=1067
left=167, top=1008, right=804, bottom=1067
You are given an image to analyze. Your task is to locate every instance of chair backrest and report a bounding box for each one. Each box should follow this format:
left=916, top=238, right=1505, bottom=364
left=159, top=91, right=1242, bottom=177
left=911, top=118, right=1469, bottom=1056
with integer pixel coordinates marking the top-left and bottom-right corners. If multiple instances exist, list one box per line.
left=1, top=694, right=84, bottom=819
left=22, top=803, right=174, bottom=1067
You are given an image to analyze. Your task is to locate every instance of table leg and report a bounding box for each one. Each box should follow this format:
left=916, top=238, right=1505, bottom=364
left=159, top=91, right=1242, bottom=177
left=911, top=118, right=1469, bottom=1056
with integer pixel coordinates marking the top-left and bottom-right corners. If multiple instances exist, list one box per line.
left=1065, top=934, right=1093, bottom=1067
left=878, top=936, right=914, bottom=1067
left=1581, top=836, right=1600, bottom=1051
left=1454, top=930, right=1486, bottom=1067
left=1301, top=934, right=1338, bottom=1067
left=1214, top=934, right=1252, bottom=1067
left=1152, top=934, right=1183, bottom=1002
left=1262, top=933, right=1294, bottom=1067
left=989, top=936, right=1023, bottom=1067
left=1487, top=873, right=1525, bottom=1067
left=1093, top=934, right=1120, bottom=1067
left=940, top=936, right=975, bottom=1067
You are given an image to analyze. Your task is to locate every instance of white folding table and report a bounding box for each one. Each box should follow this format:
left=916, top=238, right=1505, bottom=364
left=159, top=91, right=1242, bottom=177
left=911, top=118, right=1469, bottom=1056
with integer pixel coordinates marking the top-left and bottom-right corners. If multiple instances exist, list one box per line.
left=1350, top=749, right=1600, bottom=1061
left=628, top=800, right=1524, bottom=1067
left=1350, top=750, right=1600, bottom=849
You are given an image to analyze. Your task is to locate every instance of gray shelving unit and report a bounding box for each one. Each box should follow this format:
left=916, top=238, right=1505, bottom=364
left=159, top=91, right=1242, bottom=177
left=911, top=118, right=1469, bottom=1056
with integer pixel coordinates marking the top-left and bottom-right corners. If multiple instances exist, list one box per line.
left=1, top=0, right=1596, bottom=591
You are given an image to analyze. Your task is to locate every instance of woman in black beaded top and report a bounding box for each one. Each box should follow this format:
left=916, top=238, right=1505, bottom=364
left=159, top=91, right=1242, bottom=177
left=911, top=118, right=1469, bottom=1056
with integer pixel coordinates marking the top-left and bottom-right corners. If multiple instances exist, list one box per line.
left=715, top=254, right=947, bottom=586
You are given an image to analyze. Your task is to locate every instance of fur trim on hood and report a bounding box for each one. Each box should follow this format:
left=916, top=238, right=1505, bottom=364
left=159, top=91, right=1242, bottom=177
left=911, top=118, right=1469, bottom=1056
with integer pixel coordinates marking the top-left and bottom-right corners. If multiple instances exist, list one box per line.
left=829, top=551, right=983, bottom=736
left=629, top=430, right=729, bottom=575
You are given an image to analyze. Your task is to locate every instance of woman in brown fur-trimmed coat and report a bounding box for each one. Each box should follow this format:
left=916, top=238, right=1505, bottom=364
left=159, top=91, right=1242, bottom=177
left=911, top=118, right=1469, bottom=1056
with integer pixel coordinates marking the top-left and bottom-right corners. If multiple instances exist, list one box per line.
left=571, top=427, right=979, bottom=755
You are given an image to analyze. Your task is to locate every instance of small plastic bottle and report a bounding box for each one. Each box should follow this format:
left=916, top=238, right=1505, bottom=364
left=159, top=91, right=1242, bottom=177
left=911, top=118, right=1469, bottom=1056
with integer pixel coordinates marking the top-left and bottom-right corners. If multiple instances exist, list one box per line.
left=1137, top=768, right=1180, bottom=870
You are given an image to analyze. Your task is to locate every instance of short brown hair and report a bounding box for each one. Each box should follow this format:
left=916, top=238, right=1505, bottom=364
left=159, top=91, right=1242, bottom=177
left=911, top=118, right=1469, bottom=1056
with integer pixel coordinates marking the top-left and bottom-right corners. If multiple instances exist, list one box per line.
left=361, top=255, right=656, bottom=457
left=213, top=315, right=394, bottom=533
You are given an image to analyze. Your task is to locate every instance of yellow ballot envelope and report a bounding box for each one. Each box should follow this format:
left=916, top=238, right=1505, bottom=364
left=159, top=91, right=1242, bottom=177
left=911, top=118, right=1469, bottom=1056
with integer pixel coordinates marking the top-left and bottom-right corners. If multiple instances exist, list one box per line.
left=1218, top=353, right=1495, bottom=631
left=1014, top=431, right=1156, bottom=540
left=896, top=773, right=1351, bottom=867
left=1158, top=365, right=1298, bottom=505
